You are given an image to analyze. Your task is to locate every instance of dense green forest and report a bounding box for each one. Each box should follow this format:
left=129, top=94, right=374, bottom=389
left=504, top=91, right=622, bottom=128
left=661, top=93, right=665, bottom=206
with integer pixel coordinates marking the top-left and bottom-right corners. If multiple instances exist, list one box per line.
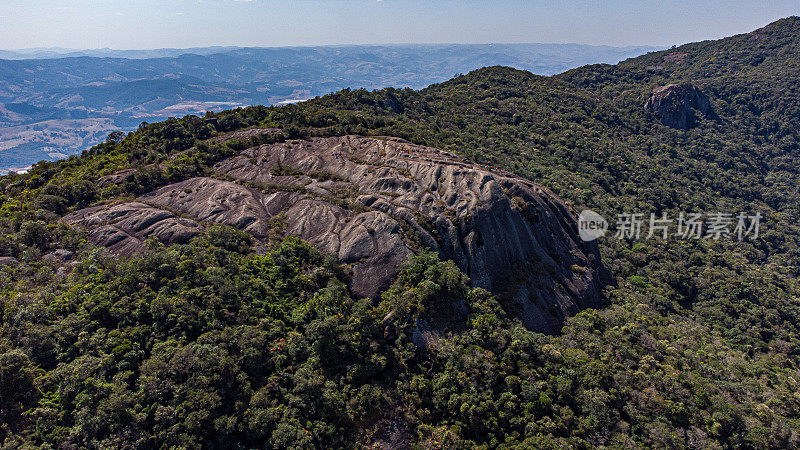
left=2, top=17, right=800, bottom=448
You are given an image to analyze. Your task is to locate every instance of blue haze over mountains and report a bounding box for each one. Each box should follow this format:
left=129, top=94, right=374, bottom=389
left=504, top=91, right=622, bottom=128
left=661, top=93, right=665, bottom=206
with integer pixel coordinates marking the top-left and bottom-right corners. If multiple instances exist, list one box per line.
left=0, top=43, right=659, bottom=173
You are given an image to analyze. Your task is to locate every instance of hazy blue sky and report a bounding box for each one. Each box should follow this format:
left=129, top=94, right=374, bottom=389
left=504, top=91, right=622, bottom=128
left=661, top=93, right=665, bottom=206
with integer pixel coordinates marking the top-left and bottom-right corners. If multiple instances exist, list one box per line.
left=1, top=0, right=799, bottom=49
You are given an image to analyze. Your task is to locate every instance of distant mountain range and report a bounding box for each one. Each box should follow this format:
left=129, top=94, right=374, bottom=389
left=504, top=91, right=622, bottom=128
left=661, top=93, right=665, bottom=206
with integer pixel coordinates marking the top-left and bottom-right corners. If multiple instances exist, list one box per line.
left=0, top=43, right=659, bottom=173
left=0, top=47, right=241, bottom=60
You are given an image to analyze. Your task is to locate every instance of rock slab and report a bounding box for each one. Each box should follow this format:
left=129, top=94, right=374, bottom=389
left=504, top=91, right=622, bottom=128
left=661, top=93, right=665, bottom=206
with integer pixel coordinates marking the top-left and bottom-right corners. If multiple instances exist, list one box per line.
left=67, top=135, right=610, bottom=333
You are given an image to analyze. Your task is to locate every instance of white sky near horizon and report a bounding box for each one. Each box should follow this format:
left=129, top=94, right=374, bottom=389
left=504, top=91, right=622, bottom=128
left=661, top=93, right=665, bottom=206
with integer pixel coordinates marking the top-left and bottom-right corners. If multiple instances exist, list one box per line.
left=1, top=0, right=799, bottom=50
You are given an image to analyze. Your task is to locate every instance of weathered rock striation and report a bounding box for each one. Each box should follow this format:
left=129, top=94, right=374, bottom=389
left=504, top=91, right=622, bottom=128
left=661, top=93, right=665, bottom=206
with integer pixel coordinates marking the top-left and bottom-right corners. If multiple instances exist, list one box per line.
left=67, top=135, right=609, bottom=333
left=64, top=202, right=200, bottom=255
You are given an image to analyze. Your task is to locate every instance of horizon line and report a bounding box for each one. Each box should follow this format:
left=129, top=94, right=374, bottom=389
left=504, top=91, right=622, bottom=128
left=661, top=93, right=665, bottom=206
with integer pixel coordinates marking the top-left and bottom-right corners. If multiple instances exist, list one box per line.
left=0, top=41, right=667, bottom=54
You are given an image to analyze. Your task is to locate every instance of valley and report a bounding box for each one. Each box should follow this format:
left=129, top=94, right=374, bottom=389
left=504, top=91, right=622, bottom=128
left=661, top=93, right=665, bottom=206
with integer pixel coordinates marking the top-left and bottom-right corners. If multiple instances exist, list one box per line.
left=0, top=43, right=658, bottom=173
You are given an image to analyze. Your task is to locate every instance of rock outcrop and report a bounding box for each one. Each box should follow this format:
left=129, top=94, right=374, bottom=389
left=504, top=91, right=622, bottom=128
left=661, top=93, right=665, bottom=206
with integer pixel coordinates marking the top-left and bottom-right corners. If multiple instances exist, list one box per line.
left=64, top=202, right=200, bottom=255
left=67, top=135, right=609, bottom=333
left=645, top=83, right=712, bottom=130
left=0, top=256, right=18, bottom=266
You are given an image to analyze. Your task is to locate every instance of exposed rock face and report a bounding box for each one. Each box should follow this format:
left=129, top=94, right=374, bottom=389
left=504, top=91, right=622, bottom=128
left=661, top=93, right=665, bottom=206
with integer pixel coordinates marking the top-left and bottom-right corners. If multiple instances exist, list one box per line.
left=645, top=83, right=712, bottom=130
left=0, top=256, right=19, bottom=266
left=142, top=179, right=272, bottom=238
left=64, top=202, right=200, bottom=255
left=67, top=135, right=609, bottom=333
left=97, top=169, right=136, bottom=188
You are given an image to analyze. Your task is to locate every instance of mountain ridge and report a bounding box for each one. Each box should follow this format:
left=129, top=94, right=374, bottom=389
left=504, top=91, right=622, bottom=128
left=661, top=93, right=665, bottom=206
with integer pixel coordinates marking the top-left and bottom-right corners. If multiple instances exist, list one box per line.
left=2, top=17, right=800, bottom=448
left=0, top=43, right=660, bottom=61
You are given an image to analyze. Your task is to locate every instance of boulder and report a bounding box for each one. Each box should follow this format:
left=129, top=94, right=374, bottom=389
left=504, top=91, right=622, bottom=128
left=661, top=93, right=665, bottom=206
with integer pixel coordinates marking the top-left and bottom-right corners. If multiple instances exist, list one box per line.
left=97, top=169, right=136, bottom=188
left=43, top=249, right=74, bottom=264
left=645, top=83, right=712, bottom=130
left=53, top=249, right=74, bottom=261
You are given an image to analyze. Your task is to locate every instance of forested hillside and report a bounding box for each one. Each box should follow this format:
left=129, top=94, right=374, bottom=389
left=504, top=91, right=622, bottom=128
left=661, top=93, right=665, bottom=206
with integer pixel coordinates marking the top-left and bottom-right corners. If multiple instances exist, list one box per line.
left=2, top=18, right=800, bottom=448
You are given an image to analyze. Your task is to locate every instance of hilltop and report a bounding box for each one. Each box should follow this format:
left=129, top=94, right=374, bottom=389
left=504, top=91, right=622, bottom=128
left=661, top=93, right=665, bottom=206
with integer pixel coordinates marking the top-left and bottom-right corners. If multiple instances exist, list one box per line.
left=2, top=17, right=800, bottom=448
left=64, top=134, right=608, bottom=333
